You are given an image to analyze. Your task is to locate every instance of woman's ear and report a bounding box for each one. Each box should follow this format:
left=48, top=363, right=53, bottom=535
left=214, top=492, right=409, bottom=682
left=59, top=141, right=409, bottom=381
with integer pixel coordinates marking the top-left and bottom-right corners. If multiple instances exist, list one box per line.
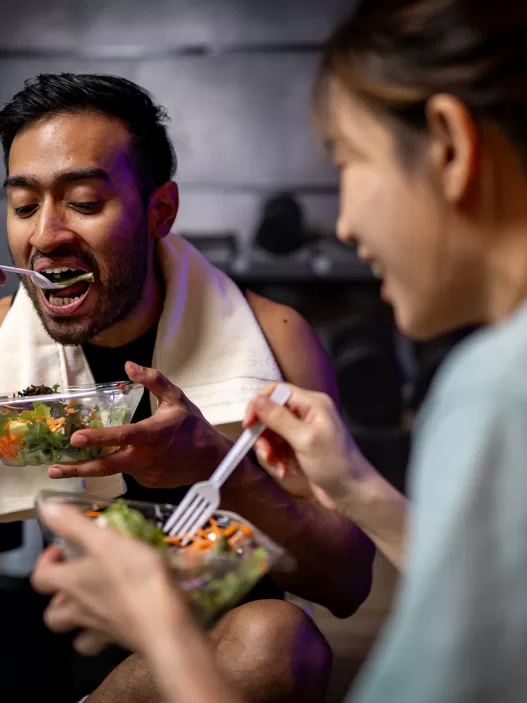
left=148, top=182, right=179, bottom=239
left=426, top=94, right=479, bottom=204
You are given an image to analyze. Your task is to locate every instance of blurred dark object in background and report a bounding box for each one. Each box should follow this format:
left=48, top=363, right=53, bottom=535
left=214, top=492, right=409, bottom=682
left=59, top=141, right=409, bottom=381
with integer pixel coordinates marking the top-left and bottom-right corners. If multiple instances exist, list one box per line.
left=0, top=576, right=72, bottom=701
left=0, top=521, right=23, bottom=552
left=330, top=314, right=404, bottom=430
left=255, top=193, right=307, bottom=254
left=181, top=232, right=239, bottom=270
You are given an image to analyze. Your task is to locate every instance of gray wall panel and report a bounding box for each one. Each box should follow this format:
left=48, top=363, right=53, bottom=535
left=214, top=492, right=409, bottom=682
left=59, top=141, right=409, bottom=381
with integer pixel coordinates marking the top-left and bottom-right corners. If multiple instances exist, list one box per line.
left=0, top=0, right=351, bottom=53
left=138, top=54, right=337, bottom=188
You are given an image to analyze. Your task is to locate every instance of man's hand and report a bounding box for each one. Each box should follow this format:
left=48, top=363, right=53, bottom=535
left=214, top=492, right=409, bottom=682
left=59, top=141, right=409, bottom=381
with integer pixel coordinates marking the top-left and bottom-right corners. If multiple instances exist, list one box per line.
left=31, top=503, right=183, bottom=656
left=48, top=362, right=232, bottom=488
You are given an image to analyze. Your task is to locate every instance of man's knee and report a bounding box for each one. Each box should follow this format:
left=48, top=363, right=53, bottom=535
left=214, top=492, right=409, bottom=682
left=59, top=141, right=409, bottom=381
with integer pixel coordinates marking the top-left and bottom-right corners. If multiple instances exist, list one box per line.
left=212, top=599, right=332, bottom=703
left=86, top=654, right=157, bottom=703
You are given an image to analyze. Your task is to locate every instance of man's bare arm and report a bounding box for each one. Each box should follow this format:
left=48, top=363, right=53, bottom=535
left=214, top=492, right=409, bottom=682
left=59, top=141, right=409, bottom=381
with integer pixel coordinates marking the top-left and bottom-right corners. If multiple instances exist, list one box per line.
left=246, top=291, right=340, bottom=405
left=238, top=292, right=375, bottom=616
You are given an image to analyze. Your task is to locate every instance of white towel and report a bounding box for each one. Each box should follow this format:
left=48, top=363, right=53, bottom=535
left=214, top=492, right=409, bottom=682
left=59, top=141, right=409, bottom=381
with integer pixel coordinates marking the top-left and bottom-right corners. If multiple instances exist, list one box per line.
left=0, top=234, right=282, bottom=520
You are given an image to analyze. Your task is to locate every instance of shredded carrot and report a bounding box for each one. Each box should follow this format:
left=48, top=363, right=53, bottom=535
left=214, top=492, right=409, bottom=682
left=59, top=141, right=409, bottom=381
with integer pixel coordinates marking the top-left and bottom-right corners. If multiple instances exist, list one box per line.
left=222, top=524, right=238, bottom=539
left=227, top=533, right=246, bottom=550
left=208, top=517, right=222, bottom=536
left=85, top=511, right=102, bottom=518
left=90, top=410, right=99, bottom=420
left=0, top=435, right=21, bottom=461
left=239, top=524, right=253, bottom=537
left=46, top=417, right=66, bottom=432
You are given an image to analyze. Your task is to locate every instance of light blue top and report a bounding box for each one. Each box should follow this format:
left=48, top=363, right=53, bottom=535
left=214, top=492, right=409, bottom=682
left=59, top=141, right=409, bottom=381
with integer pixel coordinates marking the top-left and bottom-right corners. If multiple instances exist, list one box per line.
left=348, top=302, right=527, bottom=703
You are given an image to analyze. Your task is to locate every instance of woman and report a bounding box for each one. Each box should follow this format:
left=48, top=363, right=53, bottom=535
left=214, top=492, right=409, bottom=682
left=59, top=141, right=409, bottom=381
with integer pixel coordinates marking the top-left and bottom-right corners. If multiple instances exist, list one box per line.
left=33, top=0, right=527, bottom=701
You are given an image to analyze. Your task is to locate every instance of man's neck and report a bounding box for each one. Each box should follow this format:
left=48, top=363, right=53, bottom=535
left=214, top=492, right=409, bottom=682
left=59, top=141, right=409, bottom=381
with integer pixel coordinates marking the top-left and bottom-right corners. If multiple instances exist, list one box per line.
left=89, top=269, right=164, bottom=348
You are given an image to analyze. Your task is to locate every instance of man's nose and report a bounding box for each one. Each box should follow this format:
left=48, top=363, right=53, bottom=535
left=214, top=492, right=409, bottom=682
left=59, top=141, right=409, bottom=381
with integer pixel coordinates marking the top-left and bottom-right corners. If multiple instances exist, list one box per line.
left=29, top=203, right=76, bottom=253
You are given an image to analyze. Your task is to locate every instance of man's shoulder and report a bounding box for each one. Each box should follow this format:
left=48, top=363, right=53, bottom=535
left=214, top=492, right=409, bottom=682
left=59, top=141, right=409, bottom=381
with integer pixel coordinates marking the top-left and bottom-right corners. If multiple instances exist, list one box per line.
left=0, top=295, right=13, bottom=327
left=245, top=291, right=339, bottom=403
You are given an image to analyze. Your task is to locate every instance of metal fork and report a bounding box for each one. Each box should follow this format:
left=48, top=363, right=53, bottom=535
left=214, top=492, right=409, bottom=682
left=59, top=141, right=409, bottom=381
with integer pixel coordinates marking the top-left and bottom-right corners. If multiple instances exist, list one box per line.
left=0, top=264, right=72, bottom=290
left=163, top=383, right=292, bottom=538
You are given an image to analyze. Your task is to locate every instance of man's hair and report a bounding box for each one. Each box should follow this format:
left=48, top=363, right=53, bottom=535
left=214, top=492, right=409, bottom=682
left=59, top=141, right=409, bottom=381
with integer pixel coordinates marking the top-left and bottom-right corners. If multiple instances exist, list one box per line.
left=0, top=73, right=177, bottom=200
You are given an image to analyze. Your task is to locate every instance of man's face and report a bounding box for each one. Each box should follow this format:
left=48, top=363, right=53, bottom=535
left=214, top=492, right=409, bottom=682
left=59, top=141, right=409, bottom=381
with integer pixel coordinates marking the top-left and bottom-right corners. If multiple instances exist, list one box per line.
left=5, top=110, right=149, bottom=345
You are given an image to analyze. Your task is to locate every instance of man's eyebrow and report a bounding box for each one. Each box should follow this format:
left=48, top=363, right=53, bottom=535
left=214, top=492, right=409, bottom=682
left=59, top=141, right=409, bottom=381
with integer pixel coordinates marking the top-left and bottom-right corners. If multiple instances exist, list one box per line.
left=3, top=167, right=112, bottom=190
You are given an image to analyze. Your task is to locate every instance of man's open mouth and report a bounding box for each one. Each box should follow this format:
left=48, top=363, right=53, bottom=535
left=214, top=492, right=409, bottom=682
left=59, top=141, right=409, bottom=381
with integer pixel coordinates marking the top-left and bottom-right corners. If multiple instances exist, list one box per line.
left=40, top=267, right=94, bottom=308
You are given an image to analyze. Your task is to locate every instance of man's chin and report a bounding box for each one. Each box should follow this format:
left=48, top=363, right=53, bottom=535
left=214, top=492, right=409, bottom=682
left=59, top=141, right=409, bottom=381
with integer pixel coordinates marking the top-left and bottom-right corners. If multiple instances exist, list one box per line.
left=41, top=318, right=95, bottom=346
left=32, top=301, right=95, bottom=346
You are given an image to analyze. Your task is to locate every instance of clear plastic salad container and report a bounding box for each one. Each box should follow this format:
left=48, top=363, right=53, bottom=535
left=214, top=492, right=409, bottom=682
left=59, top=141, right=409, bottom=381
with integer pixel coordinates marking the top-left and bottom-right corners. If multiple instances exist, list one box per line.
left=0, top=382, right=144, bottom=467
left=36, top=491, right=295, bottom=629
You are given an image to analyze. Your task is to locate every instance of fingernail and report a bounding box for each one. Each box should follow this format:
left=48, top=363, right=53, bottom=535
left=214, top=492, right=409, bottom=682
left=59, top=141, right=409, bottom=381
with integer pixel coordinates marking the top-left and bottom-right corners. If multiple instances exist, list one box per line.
left=256, top=446, right=269, bottom=462
left=48, top=466, right=63, bottom=479
left=71, top=434, right=87, bottom=447
left=277, top=466, right=287, bottom=480
left=127, top=362, right=142, bottom=373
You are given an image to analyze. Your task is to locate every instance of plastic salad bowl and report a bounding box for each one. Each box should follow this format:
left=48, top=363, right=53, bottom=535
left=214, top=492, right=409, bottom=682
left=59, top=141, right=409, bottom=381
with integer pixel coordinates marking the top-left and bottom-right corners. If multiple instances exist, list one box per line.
left=0, top=382, right=144, bottom=467
left=36, top=491, right=295, bottom=629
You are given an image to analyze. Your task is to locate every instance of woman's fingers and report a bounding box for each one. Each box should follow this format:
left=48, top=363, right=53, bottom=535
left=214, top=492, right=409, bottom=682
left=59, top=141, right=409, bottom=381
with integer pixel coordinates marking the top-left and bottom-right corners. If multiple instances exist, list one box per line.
left=73, top=629, right=112, bottom=656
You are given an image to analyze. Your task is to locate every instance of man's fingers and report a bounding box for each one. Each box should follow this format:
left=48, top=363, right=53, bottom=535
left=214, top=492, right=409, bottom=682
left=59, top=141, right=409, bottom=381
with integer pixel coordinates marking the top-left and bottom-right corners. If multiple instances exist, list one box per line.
left=70, top=422, right=147, bottom=448
left=125, top=362, right=183, bottom=406
left=49, top=446, right=136, bottom=479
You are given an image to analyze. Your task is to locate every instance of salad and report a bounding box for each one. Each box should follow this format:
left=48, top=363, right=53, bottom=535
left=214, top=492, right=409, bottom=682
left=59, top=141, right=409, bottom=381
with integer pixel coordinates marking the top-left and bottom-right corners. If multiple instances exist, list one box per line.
left=85, top=499, right=271, bottom=627
left=0, top=383, right=139, bottom=467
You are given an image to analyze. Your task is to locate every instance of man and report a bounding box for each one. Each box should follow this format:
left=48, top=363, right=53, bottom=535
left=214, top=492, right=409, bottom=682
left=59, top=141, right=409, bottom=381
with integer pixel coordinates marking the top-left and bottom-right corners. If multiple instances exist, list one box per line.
left=0, top=74, right=374, bottom=702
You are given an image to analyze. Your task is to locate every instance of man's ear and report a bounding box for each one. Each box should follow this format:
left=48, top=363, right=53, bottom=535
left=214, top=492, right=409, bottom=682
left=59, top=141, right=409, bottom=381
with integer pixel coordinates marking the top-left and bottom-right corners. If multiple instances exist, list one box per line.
left=426, top=94, right=479, bottom=204
left=148, top=181, right=179, bottom=239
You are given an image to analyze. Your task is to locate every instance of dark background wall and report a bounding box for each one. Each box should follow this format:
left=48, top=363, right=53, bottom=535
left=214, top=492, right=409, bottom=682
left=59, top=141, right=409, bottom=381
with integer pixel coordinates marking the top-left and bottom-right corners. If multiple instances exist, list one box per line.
left=0, top=0, right=356, bottom=296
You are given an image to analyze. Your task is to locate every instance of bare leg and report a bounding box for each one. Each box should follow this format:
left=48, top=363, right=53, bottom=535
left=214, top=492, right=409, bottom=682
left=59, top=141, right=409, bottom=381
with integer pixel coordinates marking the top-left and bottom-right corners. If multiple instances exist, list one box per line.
left=86, top=600, right=332, bottom=703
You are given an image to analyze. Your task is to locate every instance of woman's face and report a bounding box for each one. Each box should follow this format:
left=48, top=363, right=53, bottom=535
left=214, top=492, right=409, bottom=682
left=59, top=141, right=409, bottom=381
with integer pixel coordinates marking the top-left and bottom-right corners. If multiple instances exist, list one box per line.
left=329, top=80, right=484, bottom=340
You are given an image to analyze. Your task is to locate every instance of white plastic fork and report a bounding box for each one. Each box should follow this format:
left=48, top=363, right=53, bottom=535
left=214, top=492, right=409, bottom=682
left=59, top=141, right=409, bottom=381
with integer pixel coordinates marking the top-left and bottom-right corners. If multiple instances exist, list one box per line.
left=0, top=264, right=71, bottom=290
left=163, top=383, right=292, bottom=539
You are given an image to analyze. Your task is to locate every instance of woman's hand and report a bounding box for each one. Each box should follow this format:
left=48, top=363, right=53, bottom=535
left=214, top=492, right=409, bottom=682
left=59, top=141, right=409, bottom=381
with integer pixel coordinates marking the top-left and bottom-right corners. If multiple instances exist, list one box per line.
left=31, top=503, right=182, bottom=656
left=33, top=503, right=246, bottom=703
left=245, top=383, right=408, bottom=570
left=244, top=384, right=369, bottom=511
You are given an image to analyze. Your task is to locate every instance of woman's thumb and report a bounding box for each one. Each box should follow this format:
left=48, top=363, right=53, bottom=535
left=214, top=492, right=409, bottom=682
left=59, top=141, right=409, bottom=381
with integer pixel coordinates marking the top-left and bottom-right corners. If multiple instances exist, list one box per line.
left=252, top=396, right=303, bottom=446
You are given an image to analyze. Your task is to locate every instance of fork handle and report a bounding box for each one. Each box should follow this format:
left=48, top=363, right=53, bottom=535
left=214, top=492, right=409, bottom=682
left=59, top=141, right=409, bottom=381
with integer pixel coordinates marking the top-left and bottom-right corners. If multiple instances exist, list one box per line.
left=210, top=383, right=291, bottom=489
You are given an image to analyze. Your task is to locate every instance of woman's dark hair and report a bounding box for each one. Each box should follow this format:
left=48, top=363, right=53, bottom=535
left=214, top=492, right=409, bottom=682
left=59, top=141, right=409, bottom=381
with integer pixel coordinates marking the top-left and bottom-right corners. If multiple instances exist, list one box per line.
left=0, top=73, right=177, bottom=200
left=315, top=0, right=527, bottom=168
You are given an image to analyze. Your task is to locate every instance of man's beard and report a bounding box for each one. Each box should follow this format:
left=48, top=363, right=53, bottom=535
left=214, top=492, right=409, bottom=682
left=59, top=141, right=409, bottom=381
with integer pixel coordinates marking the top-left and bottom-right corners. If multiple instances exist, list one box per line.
left=12, top=234, right=149, bottom=347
